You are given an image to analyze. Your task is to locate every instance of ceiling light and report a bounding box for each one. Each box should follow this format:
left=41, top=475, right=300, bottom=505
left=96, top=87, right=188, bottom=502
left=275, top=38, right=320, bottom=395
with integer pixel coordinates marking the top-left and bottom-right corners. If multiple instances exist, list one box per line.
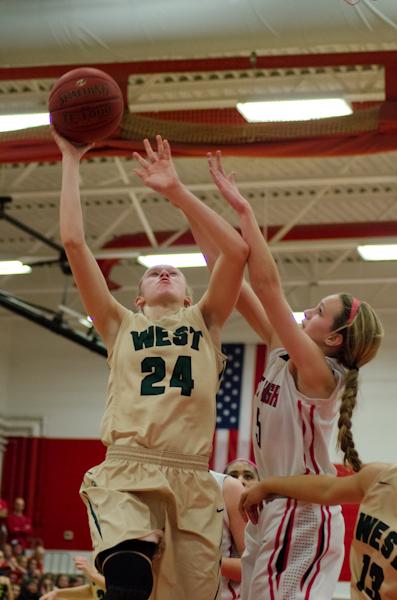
left=0, top=260, right=32, bottom=275
left=357, top=244, right=397, bottom=261
left=0, top=112, right=50, bottom=133
left=236, top=98, right=352, bottom=122
left=137, top=253, right=207, bottom=268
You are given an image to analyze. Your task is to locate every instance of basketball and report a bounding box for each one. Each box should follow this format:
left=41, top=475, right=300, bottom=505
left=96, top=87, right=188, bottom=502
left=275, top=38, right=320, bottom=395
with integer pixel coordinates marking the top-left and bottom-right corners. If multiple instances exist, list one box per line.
left=48, top=67, right=124, bottom=144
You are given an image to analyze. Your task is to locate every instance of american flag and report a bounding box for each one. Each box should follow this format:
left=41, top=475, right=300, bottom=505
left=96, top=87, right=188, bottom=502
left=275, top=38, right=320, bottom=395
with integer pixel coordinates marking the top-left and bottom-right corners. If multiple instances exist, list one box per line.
left=210, top=343, right=267, bottom=472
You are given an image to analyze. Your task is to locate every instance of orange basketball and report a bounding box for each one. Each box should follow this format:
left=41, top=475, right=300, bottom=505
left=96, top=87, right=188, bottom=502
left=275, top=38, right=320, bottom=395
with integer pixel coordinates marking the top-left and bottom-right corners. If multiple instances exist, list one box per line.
left=49, top=67, right=124, bottom=144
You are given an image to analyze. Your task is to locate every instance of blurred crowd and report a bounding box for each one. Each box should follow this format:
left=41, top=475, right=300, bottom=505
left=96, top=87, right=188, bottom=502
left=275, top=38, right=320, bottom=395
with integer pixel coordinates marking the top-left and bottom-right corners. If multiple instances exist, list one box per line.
left=0, top=496, right=87, bottom=600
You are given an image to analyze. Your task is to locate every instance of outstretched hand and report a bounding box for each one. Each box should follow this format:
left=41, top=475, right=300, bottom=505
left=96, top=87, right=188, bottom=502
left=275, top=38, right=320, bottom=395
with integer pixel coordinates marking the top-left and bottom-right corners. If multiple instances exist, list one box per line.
left=238, top=481, right=266, bottom=524
left=50, top=125, right=94, bottom=161
left=208, top=151, right=249, bottom=214
left=133, top=135, right=181, bottom=198
left=74, top=555, right=96, bottom=579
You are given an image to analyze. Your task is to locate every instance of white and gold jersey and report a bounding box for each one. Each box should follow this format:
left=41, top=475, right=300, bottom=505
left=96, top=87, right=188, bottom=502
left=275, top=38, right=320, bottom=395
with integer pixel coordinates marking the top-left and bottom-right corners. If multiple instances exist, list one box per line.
left=351, top=464, right=397, bottom=599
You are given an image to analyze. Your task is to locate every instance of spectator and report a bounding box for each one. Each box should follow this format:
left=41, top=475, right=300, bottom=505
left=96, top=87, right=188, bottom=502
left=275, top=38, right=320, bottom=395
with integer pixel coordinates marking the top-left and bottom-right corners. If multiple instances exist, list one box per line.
left=16, top=580, right=39, bottom=600
left=53, top=577, right=69, bottom=591
left=6, top=500, right=32, bottom=550
left=0, top=569, right=14, bottom=600
left=0, top=499, right=8, bottom=547
left=2, top=546, right=13, bottom=563
left=38, top=576, right=54, bottom=597
left=11, top=586, right=19, bottom=600
left=70, top=577, right=85, bottom=588
left=0, top=552, right=8, bottom=573
left=26, top=560, right=41, bottom=581
left=29, top=550, right=44, bottom=576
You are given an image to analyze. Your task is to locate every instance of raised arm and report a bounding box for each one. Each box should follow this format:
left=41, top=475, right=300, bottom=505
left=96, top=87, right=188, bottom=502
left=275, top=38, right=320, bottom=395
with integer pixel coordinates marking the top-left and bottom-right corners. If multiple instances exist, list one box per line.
left=188, top=208, right=273, bottom=345
left=209, top=151, right=335, bottom=394
left=133, top=136, right=248, bottom=336
left=52, top=128, right=126, bottom=351
left=239, top=463, right=388, bottom=524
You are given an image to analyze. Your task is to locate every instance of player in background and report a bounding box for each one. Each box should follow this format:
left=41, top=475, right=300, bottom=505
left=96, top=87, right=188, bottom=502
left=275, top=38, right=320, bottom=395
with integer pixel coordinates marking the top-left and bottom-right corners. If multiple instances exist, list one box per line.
left=224, top=459, right=259, bottom=489
left=185, top=150, right=383, bottom=600
left=239, top=463, right=397, bottom=600
left=212, top=471, right=246, bottom=599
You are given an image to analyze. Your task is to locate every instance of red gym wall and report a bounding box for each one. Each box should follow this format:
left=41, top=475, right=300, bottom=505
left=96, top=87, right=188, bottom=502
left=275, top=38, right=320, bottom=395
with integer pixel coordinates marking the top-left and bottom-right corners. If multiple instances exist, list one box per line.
left=1, top=437, right=105, bottom=549
left=0, top=436, right=357, bottom=580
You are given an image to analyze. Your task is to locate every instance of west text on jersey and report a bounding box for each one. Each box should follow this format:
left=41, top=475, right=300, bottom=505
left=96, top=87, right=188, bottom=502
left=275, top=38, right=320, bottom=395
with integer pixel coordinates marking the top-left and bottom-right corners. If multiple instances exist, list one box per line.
left=131, top=325, right=203, bottom=351
left=355, top=511, right=397, bottom=569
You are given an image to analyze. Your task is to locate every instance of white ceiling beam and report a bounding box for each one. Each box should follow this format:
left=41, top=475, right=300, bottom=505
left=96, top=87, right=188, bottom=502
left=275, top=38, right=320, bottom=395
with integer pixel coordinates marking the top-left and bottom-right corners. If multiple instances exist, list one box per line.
left=128, top=191, right=158, bottom=248
left=9, top=173, right=397, bottom=201
left=16, top=236, right=397, bottom=263
left=9, top=162, right=38, bottom=189
left=91, top=206, right=135, bottom=250
left=269, top=189, right=328, bottom=244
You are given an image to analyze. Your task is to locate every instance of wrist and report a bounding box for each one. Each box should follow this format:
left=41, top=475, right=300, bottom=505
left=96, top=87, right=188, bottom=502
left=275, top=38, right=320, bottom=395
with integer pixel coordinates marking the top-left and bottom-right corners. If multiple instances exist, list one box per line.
left=62, top=154, right=80, bottom=167
left=163, top=181, right=188, bottom=203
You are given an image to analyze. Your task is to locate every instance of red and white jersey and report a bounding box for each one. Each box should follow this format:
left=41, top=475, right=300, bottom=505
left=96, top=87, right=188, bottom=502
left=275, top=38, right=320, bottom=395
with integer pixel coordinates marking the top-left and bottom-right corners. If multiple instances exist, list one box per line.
left=211, top=471, right=241, bottom=600
left=253, top=347, right=345, bottom=478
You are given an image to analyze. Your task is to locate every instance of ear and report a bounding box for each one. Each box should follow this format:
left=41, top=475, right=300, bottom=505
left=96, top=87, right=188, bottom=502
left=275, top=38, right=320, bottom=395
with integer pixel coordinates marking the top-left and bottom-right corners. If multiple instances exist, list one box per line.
left=135, top=295, right=145, bottom=310
left=184, top=296, right=193, bottom=307
left=324, top=331, right=343, bottom=348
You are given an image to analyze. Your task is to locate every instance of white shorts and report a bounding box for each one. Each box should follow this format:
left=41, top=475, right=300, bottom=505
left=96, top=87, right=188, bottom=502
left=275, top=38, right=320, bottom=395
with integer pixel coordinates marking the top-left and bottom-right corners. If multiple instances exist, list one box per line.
left=241, top=497, right=345, bottom=600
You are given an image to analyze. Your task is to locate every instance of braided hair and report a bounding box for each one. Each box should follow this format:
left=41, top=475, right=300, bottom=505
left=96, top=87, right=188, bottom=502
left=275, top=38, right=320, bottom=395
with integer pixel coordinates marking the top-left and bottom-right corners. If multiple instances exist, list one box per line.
left=332, top=294, right=383, bottom=472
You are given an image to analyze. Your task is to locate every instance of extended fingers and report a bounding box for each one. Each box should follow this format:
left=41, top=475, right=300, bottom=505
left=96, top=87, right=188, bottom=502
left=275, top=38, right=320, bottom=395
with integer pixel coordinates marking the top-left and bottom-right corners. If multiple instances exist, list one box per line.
left=132, top=151, right=151, bottom=169
left=143, top=138, right=157, bottom=161
left=215, top=150, right=226, bottom=176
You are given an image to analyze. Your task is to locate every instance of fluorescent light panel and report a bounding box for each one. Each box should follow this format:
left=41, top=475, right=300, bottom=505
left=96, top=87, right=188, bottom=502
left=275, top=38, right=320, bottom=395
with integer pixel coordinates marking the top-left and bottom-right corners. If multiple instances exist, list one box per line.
left=137, top=253, right=207, bottom=268
left=358, top=244, right=397, bottom=261
left=237, top=98, right=352, bottom=122
left=0, top=260, right=32, bottom=275
left=293, top=312, right=304, bottom=324
left=0, top=113, right=50, bottom=133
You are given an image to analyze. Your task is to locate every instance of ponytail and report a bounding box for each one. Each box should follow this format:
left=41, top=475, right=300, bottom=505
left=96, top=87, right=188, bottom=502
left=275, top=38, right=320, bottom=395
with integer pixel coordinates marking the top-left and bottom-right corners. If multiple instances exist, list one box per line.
left=337, top=367, right=362, bottom=472
left=333, top=294, right=383, bottom=472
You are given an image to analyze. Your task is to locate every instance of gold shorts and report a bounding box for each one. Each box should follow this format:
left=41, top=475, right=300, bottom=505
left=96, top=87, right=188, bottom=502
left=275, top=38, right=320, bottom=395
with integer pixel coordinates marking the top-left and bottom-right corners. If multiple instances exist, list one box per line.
left=80, top=445, right=224, bottom=600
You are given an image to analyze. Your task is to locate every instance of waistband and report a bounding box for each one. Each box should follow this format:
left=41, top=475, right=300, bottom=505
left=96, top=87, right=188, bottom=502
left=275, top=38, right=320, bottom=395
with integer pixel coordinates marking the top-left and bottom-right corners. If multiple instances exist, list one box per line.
left=106, top=445, right=209, bottom=471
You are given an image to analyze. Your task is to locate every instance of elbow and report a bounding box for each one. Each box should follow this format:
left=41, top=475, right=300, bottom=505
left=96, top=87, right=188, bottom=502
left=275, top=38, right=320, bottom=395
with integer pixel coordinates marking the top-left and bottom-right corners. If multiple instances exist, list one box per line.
left=61, top=237, right=86, bottom=253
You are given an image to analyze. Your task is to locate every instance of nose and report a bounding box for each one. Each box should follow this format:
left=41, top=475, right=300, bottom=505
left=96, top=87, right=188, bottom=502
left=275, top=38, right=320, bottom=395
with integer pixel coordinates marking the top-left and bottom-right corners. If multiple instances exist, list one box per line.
left=159, top=269, right=170, bottom=278
left=304, top=308, right=312, bottom=319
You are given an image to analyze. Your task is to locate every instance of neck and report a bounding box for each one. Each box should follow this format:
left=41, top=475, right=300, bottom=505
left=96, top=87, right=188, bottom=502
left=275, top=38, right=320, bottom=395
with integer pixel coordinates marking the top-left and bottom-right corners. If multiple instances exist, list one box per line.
left=142, top=302, right=184, bottom=321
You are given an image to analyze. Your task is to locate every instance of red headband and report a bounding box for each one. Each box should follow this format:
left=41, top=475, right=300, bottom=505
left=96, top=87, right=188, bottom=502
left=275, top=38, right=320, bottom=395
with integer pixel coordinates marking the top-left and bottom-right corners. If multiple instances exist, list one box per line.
left=347, top=297, right=361, bottom=325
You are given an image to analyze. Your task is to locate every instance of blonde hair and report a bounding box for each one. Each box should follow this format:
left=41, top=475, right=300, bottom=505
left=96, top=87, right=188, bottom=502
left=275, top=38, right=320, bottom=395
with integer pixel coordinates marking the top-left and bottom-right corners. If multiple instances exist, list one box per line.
left=332, top=293, right=383, bottom=472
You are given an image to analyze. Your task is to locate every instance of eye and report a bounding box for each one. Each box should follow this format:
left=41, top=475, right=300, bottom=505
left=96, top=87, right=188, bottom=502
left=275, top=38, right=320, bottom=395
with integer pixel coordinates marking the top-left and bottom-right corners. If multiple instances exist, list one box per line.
left=244, top=473, right=254, bottom=480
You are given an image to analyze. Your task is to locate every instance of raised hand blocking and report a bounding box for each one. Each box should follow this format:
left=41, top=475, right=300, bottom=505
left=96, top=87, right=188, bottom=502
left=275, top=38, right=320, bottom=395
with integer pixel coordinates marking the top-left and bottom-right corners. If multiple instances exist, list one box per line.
left=207, top=150, right=248, bottom=215
left=133, top=135, right=181, bottom=200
